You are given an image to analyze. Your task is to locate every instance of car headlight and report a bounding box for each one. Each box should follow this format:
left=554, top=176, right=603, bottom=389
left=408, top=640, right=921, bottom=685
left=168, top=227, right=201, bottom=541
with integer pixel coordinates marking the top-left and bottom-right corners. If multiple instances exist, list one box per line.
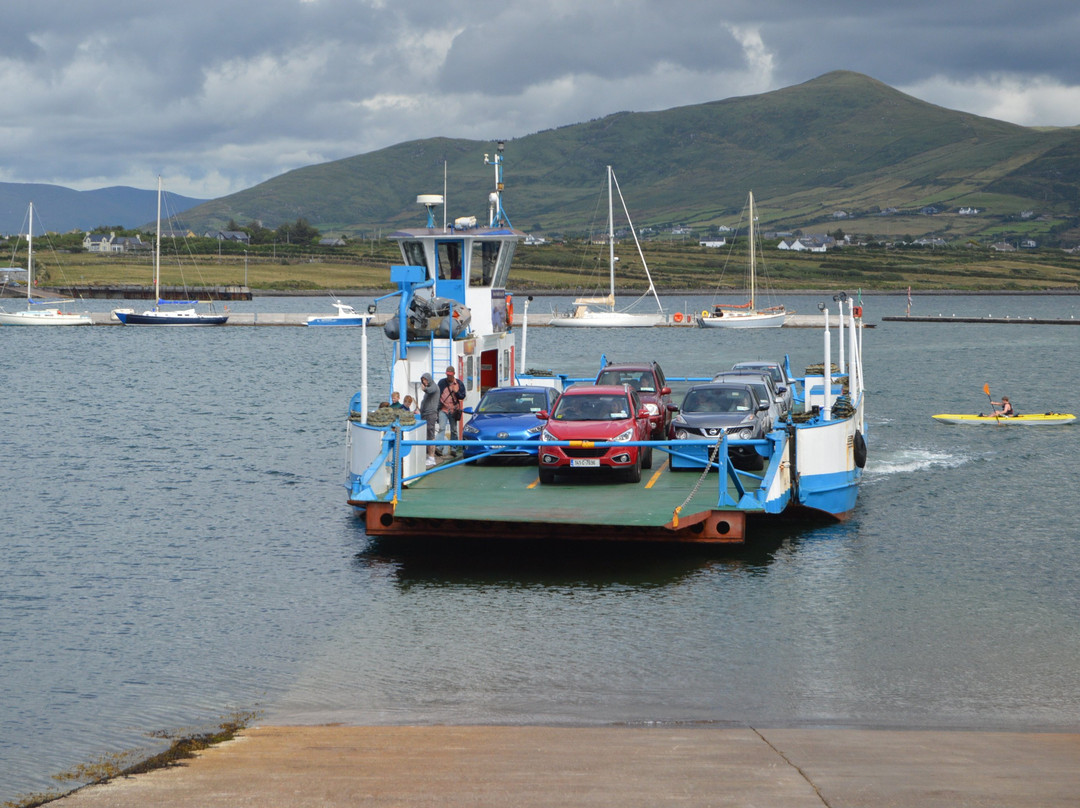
left=542, top=428, right=557, bottom=441
left=644, top=403, right=659, bottom=416
left=613, top=427, right=634, bottom=442
left=737, top=427, right=754, bottom=440
left=463, top=424, right=479, bottom=435
left=675, top=428, right=689, bottom=440
left=526, top=424, right=544, bottom=435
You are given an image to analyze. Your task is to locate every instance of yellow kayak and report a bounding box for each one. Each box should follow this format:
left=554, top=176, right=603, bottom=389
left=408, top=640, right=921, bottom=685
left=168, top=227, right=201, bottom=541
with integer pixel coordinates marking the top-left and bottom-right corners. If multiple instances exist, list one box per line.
left=932, top=413, right=1076, bottom=425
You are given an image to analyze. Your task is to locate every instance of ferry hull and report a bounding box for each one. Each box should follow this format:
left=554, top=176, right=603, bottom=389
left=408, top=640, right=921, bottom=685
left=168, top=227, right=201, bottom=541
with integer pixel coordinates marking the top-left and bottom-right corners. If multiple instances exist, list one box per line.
left=362, top=499, right=748, bottom=544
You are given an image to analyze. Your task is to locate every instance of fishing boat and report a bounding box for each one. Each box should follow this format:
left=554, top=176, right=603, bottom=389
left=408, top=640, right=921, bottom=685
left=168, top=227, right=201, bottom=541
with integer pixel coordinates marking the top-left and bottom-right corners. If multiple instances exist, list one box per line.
left=932, top=413, right=1076, bottom=426
left=0, top=203, right=92, bottom=326
left=697, top=191, right=787, bottom=329
left=343, top=146, right=868, bottom=546
left=549, top=166, right=665, bottom=327
left=305, top=300, right=367, bottom=326
left=114, top=177, right=228, bottom=326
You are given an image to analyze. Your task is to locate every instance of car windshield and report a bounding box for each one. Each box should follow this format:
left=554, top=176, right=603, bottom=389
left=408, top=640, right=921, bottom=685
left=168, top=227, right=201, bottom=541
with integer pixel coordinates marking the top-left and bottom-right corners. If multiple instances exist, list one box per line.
left=477, top=390, right=548, bottom=414
left=683, top=388, right=753, bottom=413
left=596, top=370, right=656, bottom=393
left=737, top=364, right=782, bottom=385
left=553, top=394, right=631, bottom=421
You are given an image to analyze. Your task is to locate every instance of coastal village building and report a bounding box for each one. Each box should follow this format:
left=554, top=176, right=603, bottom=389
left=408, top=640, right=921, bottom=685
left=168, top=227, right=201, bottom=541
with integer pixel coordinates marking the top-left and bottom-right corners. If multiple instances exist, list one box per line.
left=777, top=234, right=836, bottom=253
left=82, top=232, right=149, bottom=253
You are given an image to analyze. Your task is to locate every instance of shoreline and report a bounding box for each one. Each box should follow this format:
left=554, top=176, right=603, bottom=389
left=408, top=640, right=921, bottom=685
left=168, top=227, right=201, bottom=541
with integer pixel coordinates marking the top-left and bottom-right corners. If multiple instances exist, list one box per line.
left=246, top=287, right=1080, bottom=297
left=14, top=286, right=1080, bottom=300
left=51, top=724, right=1080, bottom=807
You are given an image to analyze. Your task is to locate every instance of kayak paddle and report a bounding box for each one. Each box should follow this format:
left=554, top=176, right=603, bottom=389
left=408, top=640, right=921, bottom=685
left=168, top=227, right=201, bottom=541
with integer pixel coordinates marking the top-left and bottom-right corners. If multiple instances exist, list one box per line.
left=983, top=383, right=1000, bottom=425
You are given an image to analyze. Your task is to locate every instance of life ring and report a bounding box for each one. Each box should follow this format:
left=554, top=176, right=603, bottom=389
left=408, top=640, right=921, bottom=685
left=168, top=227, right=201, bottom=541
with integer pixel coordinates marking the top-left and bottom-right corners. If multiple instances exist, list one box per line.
left=701, top=310, right=710, bottom=319
left=673, top=312, right=683, bottom=323
left=505, top=294, right=513, bottom=327
left=853, top=430, right=867, bottom=468
left=853, top=305, right=863, bottom=318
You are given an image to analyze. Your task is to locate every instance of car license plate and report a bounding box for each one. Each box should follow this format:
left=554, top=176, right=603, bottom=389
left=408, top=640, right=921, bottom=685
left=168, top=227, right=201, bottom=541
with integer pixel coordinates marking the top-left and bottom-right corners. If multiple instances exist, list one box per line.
left=489, top=445, right=506, bottom=450
left=570, top=458, right=600, bottom=468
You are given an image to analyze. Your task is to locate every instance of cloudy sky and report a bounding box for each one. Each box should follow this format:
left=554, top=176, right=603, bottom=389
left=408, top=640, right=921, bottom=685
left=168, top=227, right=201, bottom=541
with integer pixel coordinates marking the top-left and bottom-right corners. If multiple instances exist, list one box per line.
left=4, top=0, right=1079, bottom=199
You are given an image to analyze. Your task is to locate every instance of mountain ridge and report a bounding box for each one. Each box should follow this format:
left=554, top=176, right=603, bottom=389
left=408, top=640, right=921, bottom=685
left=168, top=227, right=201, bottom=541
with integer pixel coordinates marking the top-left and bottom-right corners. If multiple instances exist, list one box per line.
left=0, top=184, right=206, bottom=235
left=7, top=71, right=1080, bottom=244
left=180, top=70, right=1080, bottom=243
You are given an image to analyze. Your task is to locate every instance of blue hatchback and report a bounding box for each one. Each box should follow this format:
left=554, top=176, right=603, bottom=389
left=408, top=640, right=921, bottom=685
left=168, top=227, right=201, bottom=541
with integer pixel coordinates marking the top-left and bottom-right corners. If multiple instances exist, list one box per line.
left=462, top=386, right=559, bottom=459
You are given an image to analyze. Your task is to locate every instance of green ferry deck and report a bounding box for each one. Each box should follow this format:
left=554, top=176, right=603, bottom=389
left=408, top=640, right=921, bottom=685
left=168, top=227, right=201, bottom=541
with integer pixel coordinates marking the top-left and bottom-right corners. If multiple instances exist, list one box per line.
left=357, top=450, right=787, bottom=545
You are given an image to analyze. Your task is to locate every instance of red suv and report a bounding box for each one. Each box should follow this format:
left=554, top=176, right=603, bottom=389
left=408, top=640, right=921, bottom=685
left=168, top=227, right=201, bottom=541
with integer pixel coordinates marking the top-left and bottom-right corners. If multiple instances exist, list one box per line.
left=594, top=362, right=673, bottom=439
left=537, top=384, right=653, bottom=483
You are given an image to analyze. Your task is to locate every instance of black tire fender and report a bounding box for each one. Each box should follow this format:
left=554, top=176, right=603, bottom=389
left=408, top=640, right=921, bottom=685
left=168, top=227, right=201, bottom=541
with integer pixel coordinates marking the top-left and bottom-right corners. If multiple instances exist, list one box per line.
left=853, top=430, right=867, bottom=468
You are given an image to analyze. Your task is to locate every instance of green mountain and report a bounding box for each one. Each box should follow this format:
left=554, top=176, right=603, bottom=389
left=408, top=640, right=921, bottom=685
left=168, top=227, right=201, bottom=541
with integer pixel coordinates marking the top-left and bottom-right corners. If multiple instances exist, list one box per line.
left=180, top=71, right=1080, bottom=244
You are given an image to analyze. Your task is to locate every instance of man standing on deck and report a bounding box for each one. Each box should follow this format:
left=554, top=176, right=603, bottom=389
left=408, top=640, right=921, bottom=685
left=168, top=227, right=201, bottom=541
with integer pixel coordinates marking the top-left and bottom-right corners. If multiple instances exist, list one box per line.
left=419, top=373, right=440, bottom=467
left=438, top=365, right=466, bottom=454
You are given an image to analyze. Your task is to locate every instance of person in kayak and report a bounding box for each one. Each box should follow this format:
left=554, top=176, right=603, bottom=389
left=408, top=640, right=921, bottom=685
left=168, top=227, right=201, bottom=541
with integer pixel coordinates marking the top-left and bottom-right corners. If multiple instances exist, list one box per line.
left=990, top=396, right=1015, bottom=417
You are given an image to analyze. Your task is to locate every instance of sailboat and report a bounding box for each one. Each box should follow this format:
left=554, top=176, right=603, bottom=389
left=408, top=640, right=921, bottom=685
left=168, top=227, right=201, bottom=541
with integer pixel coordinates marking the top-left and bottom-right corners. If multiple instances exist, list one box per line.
left=697, top=191, right=787, bottom=329
left=549, top=166, right=665, bottom=327
left=114, top=177, right=228, bottom=326
left=0, top=203, right=92, bottom=326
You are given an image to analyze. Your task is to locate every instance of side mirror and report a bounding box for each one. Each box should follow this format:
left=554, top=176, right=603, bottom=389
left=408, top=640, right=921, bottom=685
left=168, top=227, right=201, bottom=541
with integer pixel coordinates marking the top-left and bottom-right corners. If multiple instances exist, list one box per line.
left=668, top=404, right=680, bottom=413
left=776, top=386, right=787, bottom=394
left=758, top=403, right=770, bottom=412
left=638, top=409, right=651, bottom=420
left=661, top=386, right=672, bottom=396
left=463, top=406, right=475, bottom=414
left=537, top=410, right=549, bottom=420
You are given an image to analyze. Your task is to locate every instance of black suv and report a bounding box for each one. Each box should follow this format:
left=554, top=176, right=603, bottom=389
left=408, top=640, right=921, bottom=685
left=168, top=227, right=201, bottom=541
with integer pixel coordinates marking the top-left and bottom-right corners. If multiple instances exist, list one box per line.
left=594, top=361, right=674, bottom=438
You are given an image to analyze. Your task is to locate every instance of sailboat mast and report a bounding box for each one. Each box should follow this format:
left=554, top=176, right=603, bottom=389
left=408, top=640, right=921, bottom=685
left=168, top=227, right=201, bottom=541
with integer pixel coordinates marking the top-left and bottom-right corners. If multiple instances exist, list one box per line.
left=748, top=191, right=756, bottom=309
left=27, top=202, right=33, bottom=306
left=607, top=165, right=615, bottom=308
left=154, top=176, right=162, bottom=306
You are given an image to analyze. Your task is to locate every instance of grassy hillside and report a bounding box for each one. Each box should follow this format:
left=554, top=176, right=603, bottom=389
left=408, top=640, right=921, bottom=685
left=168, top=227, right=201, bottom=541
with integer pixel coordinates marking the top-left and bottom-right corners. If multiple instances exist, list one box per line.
left=176, top=72, right=1080, bottom=250
left=23, top=236, right=1080, bottom=294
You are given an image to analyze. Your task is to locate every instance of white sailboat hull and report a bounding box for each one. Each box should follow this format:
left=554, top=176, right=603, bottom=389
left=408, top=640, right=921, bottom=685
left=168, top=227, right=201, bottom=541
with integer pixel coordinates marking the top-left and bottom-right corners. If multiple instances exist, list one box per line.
left=0, top=308, right=92, bottom=326
left=697, top=310, right=787, bottom=328
left=1, top=203, right=93, bottom=326
left=550, top=310, right=666, bottom=327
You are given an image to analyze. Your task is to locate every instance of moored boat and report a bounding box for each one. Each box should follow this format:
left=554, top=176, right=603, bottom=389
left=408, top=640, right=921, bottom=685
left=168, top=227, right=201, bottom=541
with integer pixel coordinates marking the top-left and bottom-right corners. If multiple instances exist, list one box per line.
left=305, top=300, right=367, bottom=326
left=114, top=177, right=228, bottom=326
left=697, top=191, right=788, bottom=329
left=344, top=146, right=867, bottom=545
left=0, top=203, right=92, bottom=326
left=549, top=165, right=665, bottom=327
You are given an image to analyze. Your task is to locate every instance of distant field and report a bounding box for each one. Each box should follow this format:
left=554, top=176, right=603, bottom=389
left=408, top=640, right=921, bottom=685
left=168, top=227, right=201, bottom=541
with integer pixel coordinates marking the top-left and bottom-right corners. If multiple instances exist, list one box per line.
left=25, top=239, right=1080, bottom=293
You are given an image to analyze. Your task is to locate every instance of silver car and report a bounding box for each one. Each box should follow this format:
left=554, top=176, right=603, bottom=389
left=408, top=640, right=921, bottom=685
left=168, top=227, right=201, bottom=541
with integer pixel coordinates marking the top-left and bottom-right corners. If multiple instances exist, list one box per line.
left=711, top=370, right=787, bottom=424
left=730, top=361, right=794, bottom=414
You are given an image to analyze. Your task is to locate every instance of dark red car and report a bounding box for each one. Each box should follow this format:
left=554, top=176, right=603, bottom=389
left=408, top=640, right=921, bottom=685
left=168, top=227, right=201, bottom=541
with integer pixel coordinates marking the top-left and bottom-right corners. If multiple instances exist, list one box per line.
left=594, top=361, right=674, bottom=438
left=537, top=384, right=653, bottom=483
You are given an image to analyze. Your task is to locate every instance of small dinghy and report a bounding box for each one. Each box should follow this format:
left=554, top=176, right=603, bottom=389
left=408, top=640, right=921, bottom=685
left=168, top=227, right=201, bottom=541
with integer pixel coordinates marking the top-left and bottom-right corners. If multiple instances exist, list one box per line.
left=932, top=413, right=1076, bottom=426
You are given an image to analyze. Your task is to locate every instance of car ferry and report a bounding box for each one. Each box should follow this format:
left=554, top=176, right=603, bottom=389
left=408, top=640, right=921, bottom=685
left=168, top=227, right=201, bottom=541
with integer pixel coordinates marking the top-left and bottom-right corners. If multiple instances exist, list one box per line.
left=344, top=146, right=867, bottom=545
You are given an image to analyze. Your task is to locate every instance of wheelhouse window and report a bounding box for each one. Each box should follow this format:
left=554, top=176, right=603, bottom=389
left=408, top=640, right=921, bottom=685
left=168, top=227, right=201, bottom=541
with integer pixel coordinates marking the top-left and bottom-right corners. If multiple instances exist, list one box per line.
left=437, top=241, right=463, bottom=280
left=400, top=241, right=429, bottom=275
left=469, top=241, right=501, bottom=287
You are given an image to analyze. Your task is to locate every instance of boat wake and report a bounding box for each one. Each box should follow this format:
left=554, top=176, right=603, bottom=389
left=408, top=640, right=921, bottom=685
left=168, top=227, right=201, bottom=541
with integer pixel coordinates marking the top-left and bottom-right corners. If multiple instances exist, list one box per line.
left=864, top=448, right=967, bottom=478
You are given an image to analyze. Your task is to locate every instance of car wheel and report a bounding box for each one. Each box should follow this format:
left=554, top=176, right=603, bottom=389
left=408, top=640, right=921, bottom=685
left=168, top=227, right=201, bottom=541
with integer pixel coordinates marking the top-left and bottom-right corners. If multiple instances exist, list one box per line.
left=623, top=454, right=642, bottom=483
left=539, top=467, right=556, bottom=484
left=641, top=445, right=653, bottom=470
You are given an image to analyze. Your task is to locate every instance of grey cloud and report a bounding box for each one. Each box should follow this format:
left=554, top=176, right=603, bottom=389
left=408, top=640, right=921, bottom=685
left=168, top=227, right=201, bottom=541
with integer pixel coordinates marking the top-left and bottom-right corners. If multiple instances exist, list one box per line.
left=2, top=0, right=1079, bottom=197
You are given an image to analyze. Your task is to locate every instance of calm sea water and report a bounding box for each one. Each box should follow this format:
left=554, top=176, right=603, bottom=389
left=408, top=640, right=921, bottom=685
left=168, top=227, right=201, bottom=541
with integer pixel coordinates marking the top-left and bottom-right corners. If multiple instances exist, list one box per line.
left=2, top=292, right=1080, bottom=801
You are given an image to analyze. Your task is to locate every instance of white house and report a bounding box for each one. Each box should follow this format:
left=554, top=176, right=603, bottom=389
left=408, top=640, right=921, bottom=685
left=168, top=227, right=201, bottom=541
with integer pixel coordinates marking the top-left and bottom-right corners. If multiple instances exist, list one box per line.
left=699, top=239, right=726, bottom=248
left=83, top=232, right=113, bottom=252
